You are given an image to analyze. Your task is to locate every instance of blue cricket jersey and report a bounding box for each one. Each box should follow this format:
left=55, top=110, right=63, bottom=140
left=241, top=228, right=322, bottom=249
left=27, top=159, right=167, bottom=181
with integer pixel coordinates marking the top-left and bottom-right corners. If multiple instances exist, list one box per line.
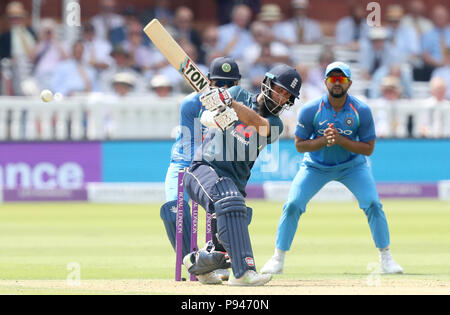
left=170, top=92, right=206, bottom=167
left=295, top=94, right=376, bottom=168
left=200, top=86, right=284, bottom=195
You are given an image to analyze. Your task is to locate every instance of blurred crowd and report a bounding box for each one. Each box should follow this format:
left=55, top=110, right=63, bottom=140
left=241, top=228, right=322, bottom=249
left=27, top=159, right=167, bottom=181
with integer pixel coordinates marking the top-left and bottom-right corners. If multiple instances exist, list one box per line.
left=0, top=0, right=449, bottom=138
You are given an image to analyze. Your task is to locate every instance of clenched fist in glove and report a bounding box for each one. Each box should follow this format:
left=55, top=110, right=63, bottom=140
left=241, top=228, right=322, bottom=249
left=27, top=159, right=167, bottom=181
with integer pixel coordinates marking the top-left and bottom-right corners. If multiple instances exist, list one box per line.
left=200, top=108, right=238, bottom=131
left=200, top=87, right=233, bottom=112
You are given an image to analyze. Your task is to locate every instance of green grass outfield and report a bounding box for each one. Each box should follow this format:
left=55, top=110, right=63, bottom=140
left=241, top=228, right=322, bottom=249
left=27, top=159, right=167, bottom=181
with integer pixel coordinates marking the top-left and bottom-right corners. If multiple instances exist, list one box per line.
left=0, top=200, right=449, bottom=294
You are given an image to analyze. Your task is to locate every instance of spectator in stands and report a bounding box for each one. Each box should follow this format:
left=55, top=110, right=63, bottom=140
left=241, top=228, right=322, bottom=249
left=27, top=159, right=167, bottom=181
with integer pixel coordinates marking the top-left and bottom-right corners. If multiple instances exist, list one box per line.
left=51, top=41, right=98, bottom=97
left=244, top=21, right=291, bottom=92
left=295, top=63, right=322, bottom=104
left=216, top=4, right=255, bottom=61
left=385, top=4, right=421, bottom=65
left=0, top=1, right=36, bottom=95
left=0, top=1, right=36, bottom=61
left=431, top=62, right=450, bottom=100
left=257, top=3, right=283, bottom=30
left=140, top=0, right=174, bottom=27
left=307, top=49, right=334, bottom=94
left=359, top=27, right=399, bottom=81
left=215, top=0, right=261, bottom=25
left=369, top=64, right=413, bottom=99
left=32, top=19, right=68, bottom=90
left=111, top=72, right=136, bottom=97
left=243, top=21, right=291, bottom=76
left=90, top=0, right=125, bottom=43
left=150, top=74, right=174, bottom=98
left=371, top=76, right=403, bottom=138
left=418, top=5, right=450, bottom=81
left=81, top=23, right=113, bottom=71
left=122, top=20, right=153, bottom=73
left=173, top=7, right=203, bottom=63
left=201, top=25, right=221, bottom=65
left=273, top=0, right=323, bottom=46
left=400, top=0, right=433, bottom=37
left=100, top=45, right=144, bottom=94
left=335, top=2, right=369, bottom=49
left=108, top=5, right=142, bottom=47
left=417, top=77, right=450, bottom=138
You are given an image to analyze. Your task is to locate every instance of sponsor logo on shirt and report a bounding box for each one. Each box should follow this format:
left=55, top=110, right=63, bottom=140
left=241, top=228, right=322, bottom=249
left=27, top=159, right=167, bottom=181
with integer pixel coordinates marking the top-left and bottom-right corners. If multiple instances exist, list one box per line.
left=318, top=128, right=353, bottom=136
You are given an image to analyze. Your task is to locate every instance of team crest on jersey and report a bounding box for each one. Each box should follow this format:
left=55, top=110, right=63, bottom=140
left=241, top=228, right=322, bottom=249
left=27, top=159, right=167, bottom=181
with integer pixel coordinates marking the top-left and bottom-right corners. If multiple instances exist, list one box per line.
left=345, top=117, right=354, bottom=127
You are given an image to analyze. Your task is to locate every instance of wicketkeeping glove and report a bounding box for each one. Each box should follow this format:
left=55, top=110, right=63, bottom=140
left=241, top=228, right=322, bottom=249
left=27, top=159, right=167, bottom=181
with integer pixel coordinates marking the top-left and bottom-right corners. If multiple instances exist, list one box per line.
left=200, top=87, right=232, bottom=112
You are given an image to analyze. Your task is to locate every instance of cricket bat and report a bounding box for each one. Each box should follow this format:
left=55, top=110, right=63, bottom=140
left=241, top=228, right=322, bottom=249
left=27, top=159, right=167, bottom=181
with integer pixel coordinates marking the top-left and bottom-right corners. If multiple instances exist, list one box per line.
left=143, top=19, right=210, bottom=93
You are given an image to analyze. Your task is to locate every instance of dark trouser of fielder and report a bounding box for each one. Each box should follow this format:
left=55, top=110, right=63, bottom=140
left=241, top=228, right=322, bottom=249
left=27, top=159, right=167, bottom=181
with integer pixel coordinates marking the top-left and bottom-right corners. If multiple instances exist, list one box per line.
left=183, top=162, right=256, bottom=279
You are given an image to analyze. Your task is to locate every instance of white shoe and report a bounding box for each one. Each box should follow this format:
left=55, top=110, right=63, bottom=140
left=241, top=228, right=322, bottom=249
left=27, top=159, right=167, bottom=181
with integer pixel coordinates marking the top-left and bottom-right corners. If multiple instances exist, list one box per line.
left=197, top=271, right=223, bottom=285
left=380, top=251, right=403, bottom=274
left=183, top=253, right=223, bottom=284
left=215, top=269, right=230, bottom=281
left=227, top=270, right=272, bottom=286
left=260, top=256, right=284, bottom=274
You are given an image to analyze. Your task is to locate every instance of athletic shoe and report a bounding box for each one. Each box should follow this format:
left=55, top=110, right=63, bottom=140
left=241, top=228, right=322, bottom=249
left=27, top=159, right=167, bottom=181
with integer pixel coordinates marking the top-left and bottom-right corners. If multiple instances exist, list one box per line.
left=215, top=268, right=230, bottom=281
left=196, top=271, right=223, bottom=285
left=260, top=256, right=284, bottom=274
left=227, top=270, right=272, bottom=286
left=380, top=252, right=404, bottom=274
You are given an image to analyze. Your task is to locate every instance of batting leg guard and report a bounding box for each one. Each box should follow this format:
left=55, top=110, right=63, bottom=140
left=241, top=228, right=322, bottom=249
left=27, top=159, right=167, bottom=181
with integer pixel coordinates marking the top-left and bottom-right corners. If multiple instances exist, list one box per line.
left=212, top=178, right=256, bottom=279
left=211, top=206, right=253, bottom=252
left=160, top=200, right=191, bottom=257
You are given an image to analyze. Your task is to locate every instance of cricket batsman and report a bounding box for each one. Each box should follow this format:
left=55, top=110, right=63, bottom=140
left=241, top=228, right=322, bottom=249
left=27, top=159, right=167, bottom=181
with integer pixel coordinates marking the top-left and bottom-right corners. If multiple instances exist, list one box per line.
left=182, top=64, right=302, bottom=286
left=261, top=62, right=403, bottom=275
left=160, top=57, right=241, bottom=266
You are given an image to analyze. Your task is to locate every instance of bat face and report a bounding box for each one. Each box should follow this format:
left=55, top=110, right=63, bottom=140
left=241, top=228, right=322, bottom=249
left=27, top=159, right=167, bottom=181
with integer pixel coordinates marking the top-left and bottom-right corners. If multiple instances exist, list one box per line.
left=179, top=58, right=209, bottom=92
left=143, top=19, right=210, bottom=93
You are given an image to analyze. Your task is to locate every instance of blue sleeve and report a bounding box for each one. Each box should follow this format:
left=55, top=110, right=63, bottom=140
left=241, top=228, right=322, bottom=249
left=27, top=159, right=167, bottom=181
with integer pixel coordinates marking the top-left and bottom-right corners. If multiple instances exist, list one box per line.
left=295, top=103, right=317, bottom=140
left=180, top=93, right=201, bottom=130
left=357, top=105, right=376, bottom=142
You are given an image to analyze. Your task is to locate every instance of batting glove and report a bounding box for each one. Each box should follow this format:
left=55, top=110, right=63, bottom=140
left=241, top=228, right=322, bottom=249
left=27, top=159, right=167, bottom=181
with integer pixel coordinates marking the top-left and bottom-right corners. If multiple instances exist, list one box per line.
left=200, top=88, right=232, bottom=112
left=214, top=107, right=238, bottom=131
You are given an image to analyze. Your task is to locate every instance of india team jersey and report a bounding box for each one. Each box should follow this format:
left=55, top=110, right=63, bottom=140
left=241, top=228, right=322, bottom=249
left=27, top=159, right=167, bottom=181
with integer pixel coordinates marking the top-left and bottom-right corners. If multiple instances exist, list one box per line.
left=295, top=94, right=376, bottom=167
left=201, top=86, right=284, bottom=195
left=170, top=92, right=207, bottom=167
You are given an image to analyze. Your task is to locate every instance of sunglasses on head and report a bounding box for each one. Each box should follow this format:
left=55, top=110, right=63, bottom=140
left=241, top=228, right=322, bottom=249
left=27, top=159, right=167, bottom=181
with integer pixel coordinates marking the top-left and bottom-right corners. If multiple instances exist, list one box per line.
left=326, top=76, right=349, bottom=84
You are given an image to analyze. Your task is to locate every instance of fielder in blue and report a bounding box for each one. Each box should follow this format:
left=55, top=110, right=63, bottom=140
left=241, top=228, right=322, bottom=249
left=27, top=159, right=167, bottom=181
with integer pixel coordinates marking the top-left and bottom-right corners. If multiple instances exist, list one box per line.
left=261, top=62, right=403, bottom=275
left=160, top=57, right=241, bottom=261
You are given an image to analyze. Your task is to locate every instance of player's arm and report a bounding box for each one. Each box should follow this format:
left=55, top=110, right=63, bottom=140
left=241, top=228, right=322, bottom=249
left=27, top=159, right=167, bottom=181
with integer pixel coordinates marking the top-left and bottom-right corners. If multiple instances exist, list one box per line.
left=200, top=87, right=271, bottom=136
left=331, top=132, right=375, bottom=156
left=325, top=123, right=375, bottom=156
left=230, top=100, right=271, bottom=137
left=295, top=136, right=327, bottom=153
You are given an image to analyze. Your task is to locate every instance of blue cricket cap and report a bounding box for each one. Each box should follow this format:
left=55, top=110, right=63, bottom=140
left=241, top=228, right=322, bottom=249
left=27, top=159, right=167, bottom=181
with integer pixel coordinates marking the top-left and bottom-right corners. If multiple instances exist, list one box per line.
left=325, top=61, right=351, bottom=79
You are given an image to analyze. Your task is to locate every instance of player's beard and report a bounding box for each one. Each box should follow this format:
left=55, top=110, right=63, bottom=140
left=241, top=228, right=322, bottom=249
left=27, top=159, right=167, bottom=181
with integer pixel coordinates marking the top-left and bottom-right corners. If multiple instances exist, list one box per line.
left=328, top=85, right=348, bottom=98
